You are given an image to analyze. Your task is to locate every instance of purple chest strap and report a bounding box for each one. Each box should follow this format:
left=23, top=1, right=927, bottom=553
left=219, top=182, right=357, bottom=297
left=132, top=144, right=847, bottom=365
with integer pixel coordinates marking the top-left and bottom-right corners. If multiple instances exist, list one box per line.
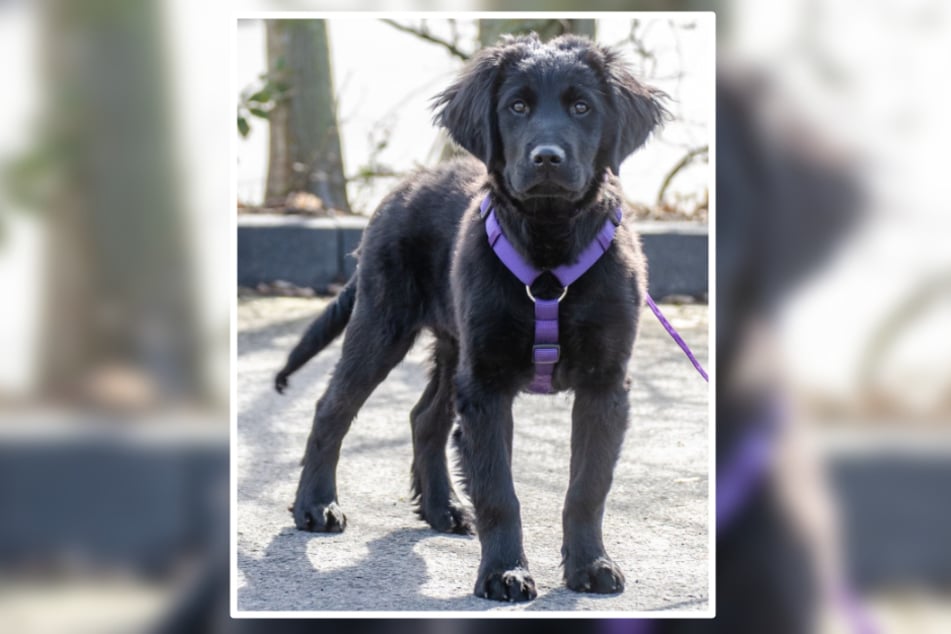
left=481, top=194, right=621, bottom=394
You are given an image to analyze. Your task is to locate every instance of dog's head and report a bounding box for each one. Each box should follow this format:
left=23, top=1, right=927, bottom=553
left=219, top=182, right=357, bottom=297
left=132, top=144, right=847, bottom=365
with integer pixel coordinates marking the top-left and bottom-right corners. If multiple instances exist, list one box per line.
left=433, top=33, right=668, bottom=206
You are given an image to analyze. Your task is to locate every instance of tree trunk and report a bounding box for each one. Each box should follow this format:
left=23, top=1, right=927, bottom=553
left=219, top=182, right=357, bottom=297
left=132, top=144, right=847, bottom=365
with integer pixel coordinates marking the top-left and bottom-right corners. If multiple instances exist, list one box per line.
left=265, top=20, right=350, bottom=212
left=39, top=0, right=203, bottom=406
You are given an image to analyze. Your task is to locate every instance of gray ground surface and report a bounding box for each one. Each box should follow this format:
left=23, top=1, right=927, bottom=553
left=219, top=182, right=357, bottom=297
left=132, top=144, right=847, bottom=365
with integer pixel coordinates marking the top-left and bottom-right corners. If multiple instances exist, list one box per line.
left=236, top=297, right=710, bottom=614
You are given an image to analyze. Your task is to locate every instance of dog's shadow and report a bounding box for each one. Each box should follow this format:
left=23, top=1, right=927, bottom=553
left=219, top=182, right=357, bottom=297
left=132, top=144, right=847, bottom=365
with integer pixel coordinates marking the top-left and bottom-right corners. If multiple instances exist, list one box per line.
left=237, top=525, right=498, bottom=612
left=237, top=523, right=678, bottom=613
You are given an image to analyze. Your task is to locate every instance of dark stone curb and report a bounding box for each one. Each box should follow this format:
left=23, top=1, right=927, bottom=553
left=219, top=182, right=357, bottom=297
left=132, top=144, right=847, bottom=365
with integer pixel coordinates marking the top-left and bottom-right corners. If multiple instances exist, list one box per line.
left=238, top=214, right=708, bottom=299
left=238, top=215, right=366, bottom=291
left=0, top=429, right=227, bottom=573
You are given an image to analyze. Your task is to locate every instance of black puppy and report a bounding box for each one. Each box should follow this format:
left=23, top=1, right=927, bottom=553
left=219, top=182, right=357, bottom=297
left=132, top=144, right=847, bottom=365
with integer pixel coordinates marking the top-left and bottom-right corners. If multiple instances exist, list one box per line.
left=275, top=34, right=667, bottom=602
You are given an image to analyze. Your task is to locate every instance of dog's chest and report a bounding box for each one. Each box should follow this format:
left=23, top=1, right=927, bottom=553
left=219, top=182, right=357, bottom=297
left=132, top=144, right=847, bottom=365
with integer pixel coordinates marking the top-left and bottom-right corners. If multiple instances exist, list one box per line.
left=470, top=275, right=635, bottom=383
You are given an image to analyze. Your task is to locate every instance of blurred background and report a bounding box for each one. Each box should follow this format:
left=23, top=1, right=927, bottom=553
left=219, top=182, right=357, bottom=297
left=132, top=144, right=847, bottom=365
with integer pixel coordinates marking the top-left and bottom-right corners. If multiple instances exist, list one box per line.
left=0, top=2, right=949, bottom=634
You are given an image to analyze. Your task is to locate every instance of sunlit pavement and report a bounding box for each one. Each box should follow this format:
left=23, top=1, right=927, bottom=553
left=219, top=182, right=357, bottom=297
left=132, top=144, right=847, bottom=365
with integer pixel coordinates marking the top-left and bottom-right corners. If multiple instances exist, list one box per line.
left=236, top=297, right=710, bottom=614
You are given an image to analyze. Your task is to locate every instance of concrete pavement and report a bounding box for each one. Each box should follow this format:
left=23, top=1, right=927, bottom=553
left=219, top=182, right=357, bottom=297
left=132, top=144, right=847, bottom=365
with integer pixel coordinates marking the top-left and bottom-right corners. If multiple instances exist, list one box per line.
left=236, top=297, right=710, bottom=614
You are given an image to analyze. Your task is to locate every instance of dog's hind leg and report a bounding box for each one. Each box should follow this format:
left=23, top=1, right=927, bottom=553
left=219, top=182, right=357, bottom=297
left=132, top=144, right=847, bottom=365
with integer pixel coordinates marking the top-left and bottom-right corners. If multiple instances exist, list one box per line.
left=561, top=379, right=631, bottom=593
left=409, top=336, right=473, bottom=535
left=292, top=307, right=418, bottom=533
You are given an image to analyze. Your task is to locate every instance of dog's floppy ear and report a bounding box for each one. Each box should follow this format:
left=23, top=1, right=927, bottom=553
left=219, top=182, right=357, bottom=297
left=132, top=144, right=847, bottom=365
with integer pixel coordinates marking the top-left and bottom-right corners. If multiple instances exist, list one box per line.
left=432, top=46, right=507, bottom=167
left=601, top=48, right=670, bottom=172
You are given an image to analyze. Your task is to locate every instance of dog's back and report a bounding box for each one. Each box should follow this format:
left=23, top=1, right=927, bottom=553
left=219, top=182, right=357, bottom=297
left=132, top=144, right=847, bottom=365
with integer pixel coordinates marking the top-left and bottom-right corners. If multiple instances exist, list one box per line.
left=274, top=157, right=485, bottom=392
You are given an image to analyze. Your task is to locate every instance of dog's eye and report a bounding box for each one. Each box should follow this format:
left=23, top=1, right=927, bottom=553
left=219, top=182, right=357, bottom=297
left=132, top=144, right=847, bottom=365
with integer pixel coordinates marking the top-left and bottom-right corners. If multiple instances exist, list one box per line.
left=510, top=100, right=529, bottom=115
left=572, top=101, right=590, bottom=115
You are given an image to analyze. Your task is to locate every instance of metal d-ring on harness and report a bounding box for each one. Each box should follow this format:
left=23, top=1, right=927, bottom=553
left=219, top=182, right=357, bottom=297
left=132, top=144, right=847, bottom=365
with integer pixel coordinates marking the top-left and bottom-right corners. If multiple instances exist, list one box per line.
left=480, top=194, right=622, bottom=393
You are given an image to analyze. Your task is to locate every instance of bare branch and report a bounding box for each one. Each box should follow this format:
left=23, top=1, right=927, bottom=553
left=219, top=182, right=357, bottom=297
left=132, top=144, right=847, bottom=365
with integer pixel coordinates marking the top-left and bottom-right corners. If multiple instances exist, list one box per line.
left=656, top=145, right=708, bottom=205
left=380, top=19, right=471, bottom=61
left=348, top=167, right=406, bottom=181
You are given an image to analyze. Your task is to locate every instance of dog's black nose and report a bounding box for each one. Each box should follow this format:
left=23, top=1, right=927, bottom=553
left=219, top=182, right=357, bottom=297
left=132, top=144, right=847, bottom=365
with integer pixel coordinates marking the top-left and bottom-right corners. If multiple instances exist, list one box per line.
left=530, top=145, right=565, bottom=167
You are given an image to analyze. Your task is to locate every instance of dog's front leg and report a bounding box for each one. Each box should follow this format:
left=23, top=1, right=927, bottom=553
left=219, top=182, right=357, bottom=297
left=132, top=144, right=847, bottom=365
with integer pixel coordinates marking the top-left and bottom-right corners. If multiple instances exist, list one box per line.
left=455, top=378, right=537, bottom=602
left=562, top=379, right=630, bottom=594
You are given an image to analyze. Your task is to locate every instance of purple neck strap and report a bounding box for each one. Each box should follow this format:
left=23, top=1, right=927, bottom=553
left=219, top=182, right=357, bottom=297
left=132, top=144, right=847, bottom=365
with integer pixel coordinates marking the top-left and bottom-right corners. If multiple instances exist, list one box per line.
left=481, top=194, right=621, bottom=393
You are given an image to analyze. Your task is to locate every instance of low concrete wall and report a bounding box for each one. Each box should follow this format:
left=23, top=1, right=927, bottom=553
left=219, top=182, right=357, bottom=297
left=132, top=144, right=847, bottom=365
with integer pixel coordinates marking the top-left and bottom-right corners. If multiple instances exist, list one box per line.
left=238, top=215, right=366, bottom=291
left=238, top=214, right=708, bottom=299
left=637, top=221, right=708, bottom=300
left=0, top=425, right=227, bottom=572
left=832, top=452, right=951, bottom=588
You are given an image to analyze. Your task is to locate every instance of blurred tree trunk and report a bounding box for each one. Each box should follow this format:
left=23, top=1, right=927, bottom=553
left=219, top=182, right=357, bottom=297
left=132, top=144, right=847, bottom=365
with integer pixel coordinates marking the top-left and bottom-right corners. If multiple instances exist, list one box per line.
left=39, top=0, right=204, bottom=407
left=265, top=20, right=350, bottom=212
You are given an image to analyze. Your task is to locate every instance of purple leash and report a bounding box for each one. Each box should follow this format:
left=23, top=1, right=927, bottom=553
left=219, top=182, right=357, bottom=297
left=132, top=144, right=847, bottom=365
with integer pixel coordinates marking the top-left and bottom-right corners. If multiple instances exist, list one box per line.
left=717, top=406, right=778, bottom=531
left=643, top=294, right=709, bottom=382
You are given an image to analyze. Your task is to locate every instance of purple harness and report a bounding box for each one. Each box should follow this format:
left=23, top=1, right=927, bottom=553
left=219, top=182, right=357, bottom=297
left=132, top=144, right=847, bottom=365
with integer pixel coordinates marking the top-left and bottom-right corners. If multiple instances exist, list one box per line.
left=481, top=193, right=711, bottom=392
left=480, top=194, right=621, bottom=393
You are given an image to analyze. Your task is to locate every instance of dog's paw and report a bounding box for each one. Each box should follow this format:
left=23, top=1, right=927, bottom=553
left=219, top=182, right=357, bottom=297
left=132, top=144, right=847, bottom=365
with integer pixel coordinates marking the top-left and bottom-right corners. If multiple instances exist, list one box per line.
left=475, top=567, right=537, bottom=602
left=425, top=500, right=475, bottom=535
left=291, top=501, right=347, bottom=533
left=565, top=556, right=625, bottom=594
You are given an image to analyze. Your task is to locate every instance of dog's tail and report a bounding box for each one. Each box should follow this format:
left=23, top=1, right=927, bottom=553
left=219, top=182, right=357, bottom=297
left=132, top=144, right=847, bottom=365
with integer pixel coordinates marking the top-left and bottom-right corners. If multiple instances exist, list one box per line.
left=274, top=275, right=357, bottom=394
